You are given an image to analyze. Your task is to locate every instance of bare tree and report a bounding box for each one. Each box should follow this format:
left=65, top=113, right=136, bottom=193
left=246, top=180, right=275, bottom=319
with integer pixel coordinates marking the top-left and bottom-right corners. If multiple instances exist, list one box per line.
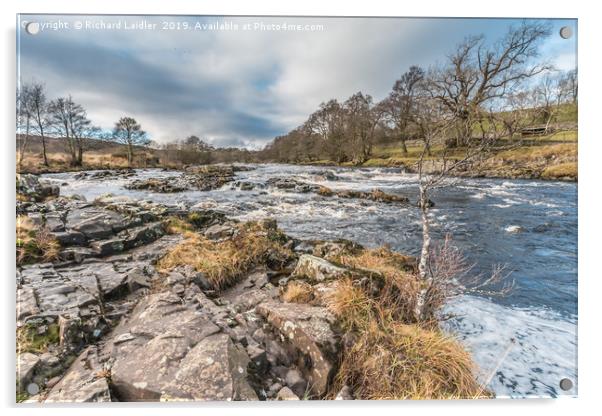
left=47, top=96, right=89, bottom=166
left=343, top=92, right=380, bottom=164
left=534, top=71, right=569, bottom=133
left=428, top=22, right=551, bottom=147
left=112, top=117, right=149, bottom=167
left=24, top=83, right=51, bottom=166
left=16, top=85, right=33, bottom=171
left=413, top=81, right=516, bottom=321
left=307, top=100, right=347, bottom=163
left=382, top=66, right=425, bottom=154
left=499, top=88, right=537, bottom=141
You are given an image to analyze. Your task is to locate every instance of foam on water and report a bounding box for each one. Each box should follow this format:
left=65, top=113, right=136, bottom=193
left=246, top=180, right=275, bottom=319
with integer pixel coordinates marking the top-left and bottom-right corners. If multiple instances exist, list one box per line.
left=443, top=295, right=577, bottom=398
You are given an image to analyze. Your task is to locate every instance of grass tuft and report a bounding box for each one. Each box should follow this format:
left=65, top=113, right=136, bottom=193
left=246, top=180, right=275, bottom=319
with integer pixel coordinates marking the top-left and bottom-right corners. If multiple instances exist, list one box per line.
left=16, top=216, right=60, bottom=265
left=157, top=221, right=293, bottom=290
left=322, top=246, right=485, bottom=399
left=282, top=281, right=315, bottom=303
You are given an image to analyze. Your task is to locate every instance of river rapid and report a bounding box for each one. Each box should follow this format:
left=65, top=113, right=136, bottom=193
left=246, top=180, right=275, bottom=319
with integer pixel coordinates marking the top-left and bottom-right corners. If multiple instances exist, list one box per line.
left=43, top=164, right=578, bottom=398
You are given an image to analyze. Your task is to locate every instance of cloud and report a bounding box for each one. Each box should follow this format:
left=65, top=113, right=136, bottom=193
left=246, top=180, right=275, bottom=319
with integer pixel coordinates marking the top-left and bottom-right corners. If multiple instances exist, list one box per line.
left=17, top=15, right=577, bottom=149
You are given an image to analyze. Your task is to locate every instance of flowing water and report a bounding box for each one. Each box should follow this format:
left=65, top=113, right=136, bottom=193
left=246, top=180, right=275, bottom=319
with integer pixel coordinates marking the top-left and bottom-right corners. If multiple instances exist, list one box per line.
left=43, top=164, right=578, bottom=398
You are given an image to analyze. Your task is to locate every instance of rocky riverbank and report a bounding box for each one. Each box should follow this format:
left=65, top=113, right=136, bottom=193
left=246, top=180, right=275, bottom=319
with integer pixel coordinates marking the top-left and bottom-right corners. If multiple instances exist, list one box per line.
left=16, top=172, right=484, bottom=402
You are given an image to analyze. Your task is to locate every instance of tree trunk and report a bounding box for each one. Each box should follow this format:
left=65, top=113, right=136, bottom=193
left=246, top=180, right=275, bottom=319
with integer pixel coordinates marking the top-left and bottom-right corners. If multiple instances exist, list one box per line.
left=40, top=125, right=49, bottom=167
left=127, top=143, right=133, bottom=167
left=400, top=138, right=408, bottom=155
left=415, top=185, right=432, bottom=321
left=18, top=118, right=31, bottom=172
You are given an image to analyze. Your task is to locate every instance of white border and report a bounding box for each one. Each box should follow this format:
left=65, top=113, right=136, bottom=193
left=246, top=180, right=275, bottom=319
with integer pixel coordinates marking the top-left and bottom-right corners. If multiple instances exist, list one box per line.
left=2, top=1, right=599, bottom=415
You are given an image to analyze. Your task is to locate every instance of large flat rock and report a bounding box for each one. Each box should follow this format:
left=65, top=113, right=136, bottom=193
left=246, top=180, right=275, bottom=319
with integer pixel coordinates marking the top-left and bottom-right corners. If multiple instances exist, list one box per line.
left=107, top=291, right=259, bottom=401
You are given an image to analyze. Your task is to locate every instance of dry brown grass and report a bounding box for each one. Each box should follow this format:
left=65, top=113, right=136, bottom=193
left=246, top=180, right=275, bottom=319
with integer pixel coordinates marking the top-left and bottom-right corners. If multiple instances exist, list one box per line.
left=163, top=216, right=196, bottom=236
left=541, top=161, right=578, bottom=179
left=332, top=246, right=419, bottom=322
left=333, top=315, right=485, bottom=399
left=157, top=221, right=293, bottom=290
left=326, top=277, right=485, bottom=399
left=16, top=215, right=60, bottom=265
left=323, top=246, right=485, bottom=399
left=17, top=150, right=159, bottom=174
left=282, top=281, right=315, bottom=303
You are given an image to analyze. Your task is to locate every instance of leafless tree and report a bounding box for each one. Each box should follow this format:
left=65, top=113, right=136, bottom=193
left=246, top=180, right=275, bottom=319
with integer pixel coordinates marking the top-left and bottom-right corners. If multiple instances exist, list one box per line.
left=307, top=99, right=347, bottom=163
left=24, top=83, right=51, bottom=166
left=343, top=92, right=380, bottom=164
left=533, top=71, right=570, bottom=133
left=382, top=66, right=425, bottom=154
left=428, top=22, right=551, bottom=147
left=112, top=117, right=149, bottom=167
left=16, top=85, right=33, bottom=171
left=47, top=96, right=92, bottom=166
left=413, top=83, right=516, bottom=321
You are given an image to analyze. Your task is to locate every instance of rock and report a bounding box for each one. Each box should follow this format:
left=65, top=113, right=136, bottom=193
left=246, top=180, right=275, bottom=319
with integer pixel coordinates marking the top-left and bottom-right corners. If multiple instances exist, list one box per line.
left=291, top=254, right=348, bottom=282
left=276, top=386, right=300, bottom=401
left=267, top=382, right=283, bottom=398
left=162, top=334, right=258, bottom=401
left=285, top=368, right=307, bottom=398
left=20, top=264, right=99, bottom=317
left=90, top=237, right=125, bottom=256
left=204, top=224, right=234, bottom=240
left=108, top=291, right=224, bottom=401
left=247, top=343, right=269, bottom=375
left=17, top=286, right=39, bottom=322
left=58, top=315, right=84, bottom=352
left=45, top=347, right=111, bottom=402
left=256, top=302, right=340, bottom=396
left=52, top=230, right=86, bottom=246
left=126, top=267, right=151, bottom=292
left=59, top=247, right=95, bottom=263
left=65, top=208, right=130, bottom=240
left=17, top=174, right=60, bottom=201
left=17, top=352, right=40, bottom=390
left=118, top=222, right=165, bottom=249
left=335, top=385, right=354, bottom=400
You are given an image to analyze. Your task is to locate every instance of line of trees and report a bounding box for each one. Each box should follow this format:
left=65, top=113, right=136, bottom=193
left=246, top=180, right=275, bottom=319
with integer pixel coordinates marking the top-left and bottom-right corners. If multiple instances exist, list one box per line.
left=16, top=83, right=153, bottom=169
left=259, top=23, right=577, bottom=167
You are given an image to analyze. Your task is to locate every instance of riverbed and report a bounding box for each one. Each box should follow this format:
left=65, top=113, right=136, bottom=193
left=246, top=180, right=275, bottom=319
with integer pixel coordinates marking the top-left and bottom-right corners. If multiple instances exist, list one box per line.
left=43, top=164, right=578, bottom=398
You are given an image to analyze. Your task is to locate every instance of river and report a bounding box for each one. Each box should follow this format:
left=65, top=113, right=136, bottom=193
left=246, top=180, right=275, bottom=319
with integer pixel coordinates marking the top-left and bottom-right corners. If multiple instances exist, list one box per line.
left=43, top=164, right=578, bottom=398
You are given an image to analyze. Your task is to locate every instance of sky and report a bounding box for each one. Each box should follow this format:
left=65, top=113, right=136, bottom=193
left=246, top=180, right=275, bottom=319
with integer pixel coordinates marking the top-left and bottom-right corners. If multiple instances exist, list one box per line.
left=17, top=15, right=577, bottom=149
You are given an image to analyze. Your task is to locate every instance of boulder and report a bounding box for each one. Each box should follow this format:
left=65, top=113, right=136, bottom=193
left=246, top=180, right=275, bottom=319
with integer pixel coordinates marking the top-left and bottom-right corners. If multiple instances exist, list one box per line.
left=118, top=222, right=165, bottom=249
left=291, top=254, right=348, bottom=282
left=17, top=352, right=40, bottom=390
left=65, top=208, right=131, bottom=240
left=204, top=224, right=234, bottom=240
left=161, top=334, right=258, bottom=401
left=90, top=237, right=125, bottom=257
left=256, top=302, right=340, bottom=396
left=16, top=286, right=39, bottom=322
left=52, top=230, right=86, bottom=246
left=108, top=291, right=224, bottom=401
left=45, top=347, right=111, bottom=402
